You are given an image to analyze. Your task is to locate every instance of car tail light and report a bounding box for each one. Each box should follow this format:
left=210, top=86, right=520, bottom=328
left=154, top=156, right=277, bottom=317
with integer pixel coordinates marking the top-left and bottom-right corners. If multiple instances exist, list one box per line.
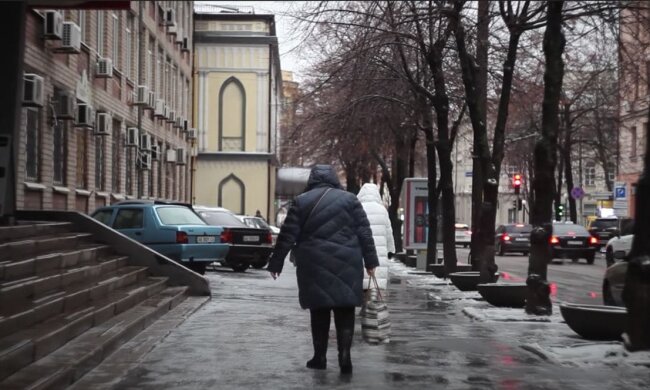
left=589, top=236, right=598, bottom=245
left=220, top=229, right=233, bottom=243
left=176, top=231, right=189, bottom=244
left=501, top=234, right=511, bottom=241
left=265, top=232, right=273, bottom=244
left=465, top=230, right=472, bottom=236
left=550, top=236, right=560, bottom=245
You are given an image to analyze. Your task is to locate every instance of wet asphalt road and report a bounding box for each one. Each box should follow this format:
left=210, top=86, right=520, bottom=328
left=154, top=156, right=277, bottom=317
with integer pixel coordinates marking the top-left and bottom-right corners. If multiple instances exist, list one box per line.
left=455, top=247, right=608, bottom=305
left=111, top=256, right=650, bottom=390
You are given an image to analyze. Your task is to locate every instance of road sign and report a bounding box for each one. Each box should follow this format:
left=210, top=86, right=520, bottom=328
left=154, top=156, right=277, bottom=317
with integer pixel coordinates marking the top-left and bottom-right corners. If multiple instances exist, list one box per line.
left=570, top=187, right=584, bottom=200
left=613, top=181, right=628, bottom=217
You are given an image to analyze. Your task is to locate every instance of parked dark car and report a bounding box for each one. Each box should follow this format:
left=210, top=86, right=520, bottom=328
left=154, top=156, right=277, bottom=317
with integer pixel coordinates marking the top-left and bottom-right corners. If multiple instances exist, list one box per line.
left=495, top=224, right=533, bottom=256
left=550, top=222, right=599, bottom=264
left=602, top=260, right=626, bottom=306
left=194, top=207, right=273, bottom=272
left=91, top=201, right=229, bottom=275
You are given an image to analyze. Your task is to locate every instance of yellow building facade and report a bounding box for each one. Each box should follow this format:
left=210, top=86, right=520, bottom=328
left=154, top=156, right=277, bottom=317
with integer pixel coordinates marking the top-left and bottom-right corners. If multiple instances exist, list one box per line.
left=193, top=7, right=281, bottom=221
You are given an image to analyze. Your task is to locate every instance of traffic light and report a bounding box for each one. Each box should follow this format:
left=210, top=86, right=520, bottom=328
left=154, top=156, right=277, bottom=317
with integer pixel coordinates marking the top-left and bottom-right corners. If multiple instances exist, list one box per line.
left=512, top=174, right=522, bottom=195
left=555, top=204, right=565, bottom=221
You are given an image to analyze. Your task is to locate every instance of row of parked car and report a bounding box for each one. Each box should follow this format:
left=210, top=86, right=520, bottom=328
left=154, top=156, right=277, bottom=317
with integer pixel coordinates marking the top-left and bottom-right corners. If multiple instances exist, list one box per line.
left=91, top=201, right=279, bottom=274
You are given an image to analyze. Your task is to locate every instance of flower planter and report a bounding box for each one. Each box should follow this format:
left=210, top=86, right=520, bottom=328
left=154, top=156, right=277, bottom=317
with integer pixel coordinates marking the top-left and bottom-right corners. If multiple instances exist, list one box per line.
left=559, top=303, right=627, bottom=341
left=429, top=263, right=472, bottom=279
left=449, top=271, right=499, bottom=292
left=477, top=283, right=527, bottom=308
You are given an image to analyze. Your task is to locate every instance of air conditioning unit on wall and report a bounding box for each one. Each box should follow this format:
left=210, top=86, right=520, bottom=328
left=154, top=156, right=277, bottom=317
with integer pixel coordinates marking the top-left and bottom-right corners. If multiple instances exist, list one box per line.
left=58, top=22, right=81, bottom=54
left=126, top=127, right=139, bottom=147
left=75, top=103, right=94, bottom=128
left=166, top=110, right=176, bottom=123
left=174, top=116, right=183, bottom=129
left=176, top=148, right=186, bottom=165
left=96, top=58, right=113, bottom=78
left=140, top=133, right=152, bottom=151
left=44, top=10, right=63, bottom=40
left=55, top=92, right=75, bottom=120
left=165, top=148, right=176, bottom=163
left=147, top=91, right=156, bottom=109
left=154, top=99, right=166, bottom=117
left=23, top=74, right=44, bottom=107
left=133, top=85, right=149, bottom=106
left=187, top=128, right=197, bottom=140
left=95, top=113, right=111, bottom=136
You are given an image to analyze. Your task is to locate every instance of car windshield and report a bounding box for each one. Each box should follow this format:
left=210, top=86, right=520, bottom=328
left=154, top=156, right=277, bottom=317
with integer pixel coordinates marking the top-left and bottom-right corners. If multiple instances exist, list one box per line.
left=590, top=219, right=618, bottom=229
left=155, top=206, right=206, bottom=225
left=553, top=224, right=588, bottom=235
left=505, top=225, right=532, bottom=233
left=198, top=210, right=246, bottom=227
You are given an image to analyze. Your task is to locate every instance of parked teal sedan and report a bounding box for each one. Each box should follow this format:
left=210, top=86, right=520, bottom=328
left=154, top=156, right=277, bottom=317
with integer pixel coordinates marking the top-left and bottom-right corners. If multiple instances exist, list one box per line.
left=91, top=200, right=229, bottom=275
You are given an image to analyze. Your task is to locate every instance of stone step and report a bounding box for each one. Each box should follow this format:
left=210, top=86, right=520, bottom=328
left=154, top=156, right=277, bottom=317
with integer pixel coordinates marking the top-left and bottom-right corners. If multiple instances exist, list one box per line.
left=0, top=286, right=188, bottom=389
left=69, top=295, right=210, bottom=389
left=0, top=257, right=133, bottom=333
left=0, top=232, right=95, bottom=263
left=0, top=222, right=73, bottom=244
left=0, top=264, right=146, bottom=318
left=0, top=244, right=114, bottom=282
left=0, top=276, right=170, bottom=382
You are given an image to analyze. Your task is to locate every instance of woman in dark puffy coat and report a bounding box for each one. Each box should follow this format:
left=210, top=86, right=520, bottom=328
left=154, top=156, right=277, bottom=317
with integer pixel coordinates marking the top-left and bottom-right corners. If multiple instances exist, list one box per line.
left=268, top=164, right=379, bottom=374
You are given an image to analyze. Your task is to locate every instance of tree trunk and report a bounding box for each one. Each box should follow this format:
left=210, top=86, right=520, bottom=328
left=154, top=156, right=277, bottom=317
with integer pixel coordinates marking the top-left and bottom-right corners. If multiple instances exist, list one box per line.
left=470, top=0, right=490, bottom=270
left=437, top=140, right=458, bottom=275
left=622, top=99, right=650, bottom=351
left=420, top=97, right=439, bottom=270
left=526, top=0, right=566, bottom=316
left=563, top=104, right=577, bottom=223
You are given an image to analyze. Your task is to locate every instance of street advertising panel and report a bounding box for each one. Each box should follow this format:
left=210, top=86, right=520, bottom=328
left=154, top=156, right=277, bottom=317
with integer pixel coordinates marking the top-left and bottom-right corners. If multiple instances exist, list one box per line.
left=401, top=178, right=429, bottom=250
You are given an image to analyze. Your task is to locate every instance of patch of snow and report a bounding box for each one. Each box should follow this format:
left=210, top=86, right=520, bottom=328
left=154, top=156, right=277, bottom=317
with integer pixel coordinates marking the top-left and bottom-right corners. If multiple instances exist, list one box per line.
left=429, top=291, right=482, bottom=301
left=463, top=306, right=564, bottom=323
left=521, top=342, right=650, bottom=367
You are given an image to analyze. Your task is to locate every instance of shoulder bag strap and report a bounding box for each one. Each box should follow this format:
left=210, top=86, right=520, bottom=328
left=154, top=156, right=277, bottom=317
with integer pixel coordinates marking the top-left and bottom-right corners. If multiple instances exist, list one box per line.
left=297, top=188, right=332, bottom=240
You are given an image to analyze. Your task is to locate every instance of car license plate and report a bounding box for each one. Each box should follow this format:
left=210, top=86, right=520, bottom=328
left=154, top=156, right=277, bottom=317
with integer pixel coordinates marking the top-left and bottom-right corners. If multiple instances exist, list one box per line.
left=568, top=240, right=582, bottom=245
left=515, top=238, right=528, bottom=242
left=197, top=236, right=216, bottom=243
left=243, top=236, right=260, bottom=242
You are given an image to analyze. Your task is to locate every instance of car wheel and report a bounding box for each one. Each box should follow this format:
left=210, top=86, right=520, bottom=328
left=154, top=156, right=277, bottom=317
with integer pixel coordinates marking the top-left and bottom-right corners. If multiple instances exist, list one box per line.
left=187, top=262, right=207, bottom=275
left=231, top=263, right=249, bottom=272
left=586, top=253, right=595, bottom=265
left=603, top=280, right=616, bottom=306
left=251, top=261, right=268, bottom=269
left=605, top=248, right=614, bottom=267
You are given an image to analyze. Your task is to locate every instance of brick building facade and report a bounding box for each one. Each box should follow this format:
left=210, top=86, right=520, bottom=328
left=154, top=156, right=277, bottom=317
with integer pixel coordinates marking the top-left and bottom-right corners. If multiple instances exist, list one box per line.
left=18, top=1, right=194, bottom=213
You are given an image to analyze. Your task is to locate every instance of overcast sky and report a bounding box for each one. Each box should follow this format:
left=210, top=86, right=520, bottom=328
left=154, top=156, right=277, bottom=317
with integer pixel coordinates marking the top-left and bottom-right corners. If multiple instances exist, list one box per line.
left=195, top=1, right=309, bottom=81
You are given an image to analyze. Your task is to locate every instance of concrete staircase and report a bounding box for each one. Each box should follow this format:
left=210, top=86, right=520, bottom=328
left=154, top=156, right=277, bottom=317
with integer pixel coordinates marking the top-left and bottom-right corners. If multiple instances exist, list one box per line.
left=0, top=221, right=199, bottom=389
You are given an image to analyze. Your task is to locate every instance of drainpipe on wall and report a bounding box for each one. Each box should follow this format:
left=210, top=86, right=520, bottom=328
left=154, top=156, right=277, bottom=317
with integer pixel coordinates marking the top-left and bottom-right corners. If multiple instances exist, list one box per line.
left=136, top=0, right=144, bottom=199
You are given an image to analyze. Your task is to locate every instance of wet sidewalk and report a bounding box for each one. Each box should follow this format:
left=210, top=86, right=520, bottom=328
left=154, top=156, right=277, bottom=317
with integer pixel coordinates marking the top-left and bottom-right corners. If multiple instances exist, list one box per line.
left=84, top=261, right=650, bottom=389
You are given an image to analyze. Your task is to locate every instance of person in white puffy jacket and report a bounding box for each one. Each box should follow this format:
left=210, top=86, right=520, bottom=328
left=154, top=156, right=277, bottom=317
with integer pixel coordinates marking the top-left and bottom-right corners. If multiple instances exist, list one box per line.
left=357, top=183, right=396, bottom=291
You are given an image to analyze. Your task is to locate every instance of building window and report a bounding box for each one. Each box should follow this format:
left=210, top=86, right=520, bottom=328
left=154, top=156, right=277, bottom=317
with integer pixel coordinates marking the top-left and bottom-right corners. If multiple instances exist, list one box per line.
left=125, top=16, right=132, bottom=80
left=112, top=120, right=121, bottom=192
left=112, top=13, right=119, bottom=69
left=78, top=10, right=87, bottom=43
left=53, top=122, right=67, bottom=185
left=76, top=130, right=87, bottom=188
left=218, top=174, right=245, bottom=214
left=96, top=11, right=105, bottom=57
left=219, top=77, right=246, bottom=151
left=25, top=108, right=41, bottom=181
left=585, top=162, right=596, bottom=187
left=95, top=135, right=105, bottom=190
left=631, top=126, right=637, bottom=158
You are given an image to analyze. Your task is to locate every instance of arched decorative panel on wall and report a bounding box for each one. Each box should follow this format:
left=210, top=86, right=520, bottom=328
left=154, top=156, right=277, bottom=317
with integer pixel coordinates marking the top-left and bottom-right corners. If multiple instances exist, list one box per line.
left=219, top=77, right=246, bottom=151
left=218, top=173, right=245, bottom=214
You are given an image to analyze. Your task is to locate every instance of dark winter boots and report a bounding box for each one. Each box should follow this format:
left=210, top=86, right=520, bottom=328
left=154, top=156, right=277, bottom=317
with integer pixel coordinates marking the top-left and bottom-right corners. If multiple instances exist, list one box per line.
left=307, top=309, right=330, bottom=370
left=334, top=307, right=355, bottom=374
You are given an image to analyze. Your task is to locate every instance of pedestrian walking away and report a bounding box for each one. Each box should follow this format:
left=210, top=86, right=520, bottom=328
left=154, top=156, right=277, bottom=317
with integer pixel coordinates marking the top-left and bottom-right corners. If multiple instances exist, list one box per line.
left=357, top=183, right=396, bottom=293
left=267, top=164, right=379, bottom=375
